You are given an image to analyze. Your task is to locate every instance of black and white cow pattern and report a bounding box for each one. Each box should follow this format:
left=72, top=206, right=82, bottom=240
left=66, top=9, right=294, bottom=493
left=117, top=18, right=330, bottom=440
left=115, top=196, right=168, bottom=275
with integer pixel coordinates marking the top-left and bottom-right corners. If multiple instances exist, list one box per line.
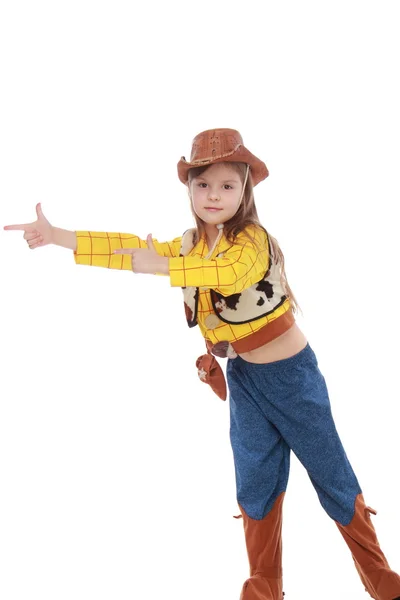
left=180, top=228, right=287, bottom=327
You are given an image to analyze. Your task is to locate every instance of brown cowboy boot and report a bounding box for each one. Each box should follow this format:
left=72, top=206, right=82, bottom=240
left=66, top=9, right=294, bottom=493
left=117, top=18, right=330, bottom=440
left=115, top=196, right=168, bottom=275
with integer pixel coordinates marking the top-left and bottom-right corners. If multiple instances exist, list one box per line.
left=335, top=493, right=400, bottom=600
left=236, top=491, right=285, bottom=600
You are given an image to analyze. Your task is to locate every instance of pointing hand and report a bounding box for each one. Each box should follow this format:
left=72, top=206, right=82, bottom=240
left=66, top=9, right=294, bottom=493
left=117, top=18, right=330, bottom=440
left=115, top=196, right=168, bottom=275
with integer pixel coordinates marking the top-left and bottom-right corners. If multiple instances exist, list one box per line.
left=3, top=203, right=54, bottom=249
left=113, top=233, right=169, bottom=274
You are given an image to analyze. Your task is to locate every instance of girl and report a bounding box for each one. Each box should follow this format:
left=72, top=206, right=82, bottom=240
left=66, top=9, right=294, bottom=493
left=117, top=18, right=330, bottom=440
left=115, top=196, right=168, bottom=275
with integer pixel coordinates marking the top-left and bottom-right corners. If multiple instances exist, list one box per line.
left=4, top=128, right=400, bottom=600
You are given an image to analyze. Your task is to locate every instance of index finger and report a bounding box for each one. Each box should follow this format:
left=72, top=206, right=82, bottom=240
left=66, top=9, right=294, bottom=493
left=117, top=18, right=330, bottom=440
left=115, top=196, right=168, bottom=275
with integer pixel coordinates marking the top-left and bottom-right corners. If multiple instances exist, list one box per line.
left=3, top=223, right=34, bottom=231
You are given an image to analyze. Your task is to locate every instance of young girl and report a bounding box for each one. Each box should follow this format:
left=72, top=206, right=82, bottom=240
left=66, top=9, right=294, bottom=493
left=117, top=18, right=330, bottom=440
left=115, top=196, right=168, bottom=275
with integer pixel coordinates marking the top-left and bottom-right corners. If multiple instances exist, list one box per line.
left=4, top=128, right=400, bottom=600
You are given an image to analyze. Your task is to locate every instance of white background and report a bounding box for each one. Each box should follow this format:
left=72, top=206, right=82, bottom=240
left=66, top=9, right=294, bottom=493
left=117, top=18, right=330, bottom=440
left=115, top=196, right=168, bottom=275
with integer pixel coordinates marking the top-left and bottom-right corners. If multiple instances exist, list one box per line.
left=1, top=1, right=399, bottom=599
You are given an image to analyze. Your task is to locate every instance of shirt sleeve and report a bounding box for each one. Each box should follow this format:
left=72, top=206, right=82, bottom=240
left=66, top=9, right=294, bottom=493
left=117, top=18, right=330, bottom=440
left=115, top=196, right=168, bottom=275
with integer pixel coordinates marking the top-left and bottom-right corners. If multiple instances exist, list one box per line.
left=73, top=231, right=182, bottom=271
left=168, top=226, right=269, bottom=295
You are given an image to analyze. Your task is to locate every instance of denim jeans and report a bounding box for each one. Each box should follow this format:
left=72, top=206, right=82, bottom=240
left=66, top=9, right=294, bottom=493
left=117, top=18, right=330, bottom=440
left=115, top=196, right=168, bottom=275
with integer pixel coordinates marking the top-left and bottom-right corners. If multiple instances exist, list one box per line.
left=226, top=342, right=362, bottom=525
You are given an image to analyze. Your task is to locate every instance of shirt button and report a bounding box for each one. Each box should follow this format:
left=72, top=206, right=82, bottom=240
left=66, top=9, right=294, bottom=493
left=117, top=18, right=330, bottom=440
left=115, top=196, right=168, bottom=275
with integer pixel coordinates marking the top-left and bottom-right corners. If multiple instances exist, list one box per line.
left=205, top=314, right=221, bottom=329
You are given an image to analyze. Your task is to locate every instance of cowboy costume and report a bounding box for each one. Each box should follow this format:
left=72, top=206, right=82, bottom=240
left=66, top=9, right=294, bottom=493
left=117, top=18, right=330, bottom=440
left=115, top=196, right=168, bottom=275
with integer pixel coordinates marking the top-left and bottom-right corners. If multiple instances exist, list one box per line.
left=73, top=128, right=400, bottom=600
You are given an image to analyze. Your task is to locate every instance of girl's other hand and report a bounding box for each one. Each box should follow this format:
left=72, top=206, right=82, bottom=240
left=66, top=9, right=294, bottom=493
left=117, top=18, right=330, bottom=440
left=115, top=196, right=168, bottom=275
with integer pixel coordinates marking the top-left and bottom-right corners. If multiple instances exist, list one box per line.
left=3, top=203, right=54, bottom=249
left=113, top=234, right=169, bottom=275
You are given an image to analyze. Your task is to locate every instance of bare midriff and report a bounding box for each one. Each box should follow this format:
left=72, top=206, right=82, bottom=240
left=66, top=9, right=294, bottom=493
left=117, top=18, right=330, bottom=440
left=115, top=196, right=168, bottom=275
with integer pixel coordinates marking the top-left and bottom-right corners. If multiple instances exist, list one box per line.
left=238, top=322, right=308, bottom=364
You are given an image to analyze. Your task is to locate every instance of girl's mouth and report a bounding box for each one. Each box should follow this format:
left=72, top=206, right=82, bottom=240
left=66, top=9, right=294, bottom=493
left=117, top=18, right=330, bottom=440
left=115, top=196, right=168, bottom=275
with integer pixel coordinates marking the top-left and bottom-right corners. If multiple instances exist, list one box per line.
left=205, top=208, right=222, bottom=212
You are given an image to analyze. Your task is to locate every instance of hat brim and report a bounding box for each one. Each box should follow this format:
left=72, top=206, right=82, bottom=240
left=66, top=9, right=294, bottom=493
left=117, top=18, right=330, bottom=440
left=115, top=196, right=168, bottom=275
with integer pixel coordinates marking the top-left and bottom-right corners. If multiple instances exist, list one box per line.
left=177, top=144, right=269, bottom=186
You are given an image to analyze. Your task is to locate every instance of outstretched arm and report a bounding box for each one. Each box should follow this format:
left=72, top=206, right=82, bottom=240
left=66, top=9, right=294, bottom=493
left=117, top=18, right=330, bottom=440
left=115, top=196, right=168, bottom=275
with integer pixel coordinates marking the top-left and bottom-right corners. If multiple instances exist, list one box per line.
left=73, top=230, right=181, bottom=271
left=3, top=203, right=180, bottom=275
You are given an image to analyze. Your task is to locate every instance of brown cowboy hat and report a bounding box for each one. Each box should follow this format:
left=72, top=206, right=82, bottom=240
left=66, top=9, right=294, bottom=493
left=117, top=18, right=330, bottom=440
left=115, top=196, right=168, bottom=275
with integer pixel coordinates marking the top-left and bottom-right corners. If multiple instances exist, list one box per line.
left=177, top=128, right=269, bottom=186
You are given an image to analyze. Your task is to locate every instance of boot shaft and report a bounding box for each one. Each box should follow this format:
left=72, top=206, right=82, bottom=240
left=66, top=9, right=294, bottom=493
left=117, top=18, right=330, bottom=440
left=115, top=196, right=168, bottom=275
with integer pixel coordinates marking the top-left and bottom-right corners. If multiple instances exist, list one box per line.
left=335, top=493, right=400, bottom=600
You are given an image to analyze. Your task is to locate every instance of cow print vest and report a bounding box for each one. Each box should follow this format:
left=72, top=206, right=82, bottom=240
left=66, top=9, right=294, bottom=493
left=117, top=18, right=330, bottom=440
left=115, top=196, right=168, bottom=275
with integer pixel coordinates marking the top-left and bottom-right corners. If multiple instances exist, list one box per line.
left=179, top=228, right=288, bottom=329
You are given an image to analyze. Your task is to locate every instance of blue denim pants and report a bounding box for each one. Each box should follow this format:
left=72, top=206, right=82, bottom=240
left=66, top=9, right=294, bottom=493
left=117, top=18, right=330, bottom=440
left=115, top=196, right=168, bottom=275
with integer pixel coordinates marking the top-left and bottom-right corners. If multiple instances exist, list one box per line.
left=226, top=342, right=363, bottom=525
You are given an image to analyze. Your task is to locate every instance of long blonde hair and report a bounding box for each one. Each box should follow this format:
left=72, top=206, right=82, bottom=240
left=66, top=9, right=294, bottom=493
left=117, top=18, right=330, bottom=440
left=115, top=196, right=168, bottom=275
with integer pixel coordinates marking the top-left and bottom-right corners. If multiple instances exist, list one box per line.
left=187, top=161, right=302, bottom=316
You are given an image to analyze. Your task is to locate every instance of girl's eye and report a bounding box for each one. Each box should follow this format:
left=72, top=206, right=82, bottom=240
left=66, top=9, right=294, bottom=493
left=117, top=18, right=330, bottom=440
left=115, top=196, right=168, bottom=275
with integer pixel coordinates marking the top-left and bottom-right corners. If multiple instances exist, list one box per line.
left=197, top=183, right=233, bottom=189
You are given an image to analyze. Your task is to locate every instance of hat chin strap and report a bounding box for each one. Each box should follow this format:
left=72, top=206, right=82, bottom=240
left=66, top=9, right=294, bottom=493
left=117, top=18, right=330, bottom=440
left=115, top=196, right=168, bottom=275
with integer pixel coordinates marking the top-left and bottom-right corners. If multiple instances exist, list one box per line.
left=206, top=164, right=250, bottom=259
left=234, top=163, right=250, bottom=213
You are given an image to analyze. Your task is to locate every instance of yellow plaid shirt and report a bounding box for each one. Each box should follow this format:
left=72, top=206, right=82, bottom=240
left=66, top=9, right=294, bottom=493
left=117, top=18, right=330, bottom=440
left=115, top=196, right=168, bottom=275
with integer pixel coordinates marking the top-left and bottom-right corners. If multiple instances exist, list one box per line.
left=73, top=225, right=291, bottom=344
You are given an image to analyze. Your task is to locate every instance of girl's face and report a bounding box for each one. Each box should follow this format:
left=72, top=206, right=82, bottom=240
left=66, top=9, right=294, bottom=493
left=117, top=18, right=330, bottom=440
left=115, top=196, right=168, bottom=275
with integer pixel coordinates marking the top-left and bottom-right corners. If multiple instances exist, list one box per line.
left=188, top=163, right=244, bottom=230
